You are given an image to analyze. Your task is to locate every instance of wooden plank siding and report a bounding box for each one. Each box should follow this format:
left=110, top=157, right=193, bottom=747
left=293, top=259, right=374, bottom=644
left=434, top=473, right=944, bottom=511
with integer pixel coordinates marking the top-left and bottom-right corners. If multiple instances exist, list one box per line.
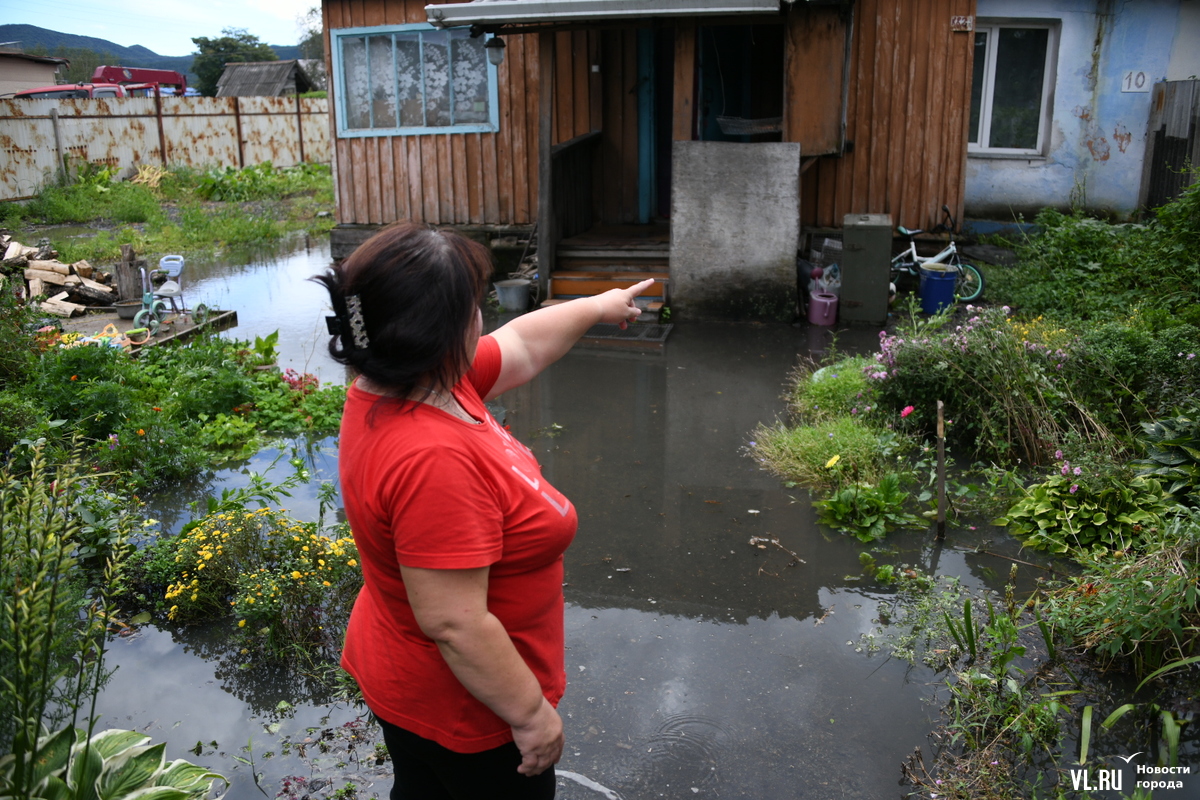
left=793, top=0, right=977, bottom=230
left=325, top=0, right=596, bottom=227
left=327, top=0, right=975, bottom=233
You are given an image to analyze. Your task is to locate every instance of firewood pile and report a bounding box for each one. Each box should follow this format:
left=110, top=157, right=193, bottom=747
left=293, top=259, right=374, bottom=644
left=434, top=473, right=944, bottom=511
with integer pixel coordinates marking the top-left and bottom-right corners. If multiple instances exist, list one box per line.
left=1, top=235, right=119, bottom=318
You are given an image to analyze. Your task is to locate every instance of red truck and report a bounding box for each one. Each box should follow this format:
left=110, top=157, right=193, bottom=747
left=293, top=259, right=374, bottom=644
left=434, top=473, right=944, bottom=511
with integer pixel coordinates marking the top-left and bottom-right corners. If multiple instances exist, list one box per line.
left=14, top=66, right=188, bottom=99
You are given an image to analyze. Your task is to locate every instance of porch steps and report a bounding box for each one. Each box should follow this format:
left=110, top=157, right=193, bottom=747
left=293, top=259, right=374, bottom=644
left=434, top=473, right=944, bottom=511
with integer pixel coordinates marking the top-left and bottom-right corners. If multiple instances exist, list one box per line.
left=540, top=271, right=669, bottom=320
left=541, top=228, right=672, bottom=348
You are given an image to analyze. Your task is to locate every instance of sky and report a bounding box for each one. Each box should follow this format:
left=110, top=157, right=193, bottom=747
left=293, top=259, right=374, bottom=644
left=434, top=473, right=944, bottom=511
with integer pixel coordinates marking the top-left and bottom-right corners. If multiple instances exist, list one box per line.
left=0, top=0, right=316, bottom=57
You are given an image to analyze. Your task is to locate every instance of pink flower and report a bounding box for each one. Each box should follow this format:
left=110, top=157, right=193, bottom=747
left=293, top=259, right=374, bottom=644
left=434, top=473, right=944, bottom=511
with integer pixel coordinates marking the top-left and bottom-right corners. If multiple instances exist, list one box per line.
left=901, top=406, right=915, bottom=418
left=1074, top=466, right=1082, bottom=476
left=1070, top=484, right=1079, bottom=494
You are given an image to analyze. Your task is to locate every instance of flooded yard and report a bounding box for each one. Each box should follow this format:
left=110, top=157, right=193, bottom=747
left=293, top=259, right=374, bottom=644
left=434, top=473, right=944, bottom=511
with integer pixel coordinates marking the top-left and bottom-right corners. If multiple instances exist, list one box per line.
left=92, top=239, right=1046, bottom=799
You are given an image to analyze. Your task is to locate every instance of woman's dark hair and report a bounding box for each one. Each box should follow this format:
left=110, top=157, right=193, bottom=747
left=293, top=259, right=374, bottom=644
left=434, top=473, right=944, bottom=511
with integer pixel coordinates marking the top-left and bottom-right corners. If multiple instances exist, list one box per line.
left=312, top=222, right=493, bottom=398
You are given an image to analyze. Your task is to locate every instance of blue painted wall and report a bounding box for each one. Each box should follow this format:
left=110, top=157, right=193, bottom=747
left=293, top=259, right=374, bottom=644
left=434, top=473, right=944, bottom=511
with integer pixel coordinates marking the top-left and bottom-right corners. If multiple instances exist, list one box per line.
left=966, top=0, right=1180, bottom=221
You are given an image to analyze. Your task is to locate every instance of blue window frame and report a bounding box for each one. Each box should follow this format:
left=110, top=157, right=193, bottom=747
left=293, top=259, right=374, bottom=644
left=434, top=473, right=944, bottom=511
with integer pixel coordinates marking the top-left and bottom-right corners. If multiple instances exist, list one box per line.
left=331, top=23, right=500, bottom=138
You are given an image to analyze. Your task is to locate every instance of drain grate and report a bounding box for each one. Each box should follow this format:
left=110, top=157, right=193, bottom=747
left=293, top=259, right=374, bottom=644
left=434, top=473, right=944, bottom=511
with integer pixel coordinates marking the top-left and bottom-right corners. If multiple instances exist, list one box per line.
left=579, top=323, right=673, bottom=349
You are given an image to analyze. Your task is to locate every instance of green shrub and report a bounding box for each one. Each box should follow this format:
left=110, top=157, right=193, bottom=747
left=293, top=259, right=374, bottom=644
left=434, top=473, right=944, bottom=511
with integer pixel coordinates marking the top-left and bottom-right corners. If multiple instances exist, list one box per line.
left=1044, top=511, right=1200, bottom=678
left=1067, top=322, right=1200, bottom=427
left=814, top=472, right=923, bottom=541
left=1132, top=410, right=1200, bottom=507
left=998, top=453, right=1174, bottom=557
left=992, top=182, right=1200, bottom=322
left=872, top=306, right=1102, bottom=464
left=155, top=507, right=360, bottom=656
left=0, top=390, right=41, bottom=453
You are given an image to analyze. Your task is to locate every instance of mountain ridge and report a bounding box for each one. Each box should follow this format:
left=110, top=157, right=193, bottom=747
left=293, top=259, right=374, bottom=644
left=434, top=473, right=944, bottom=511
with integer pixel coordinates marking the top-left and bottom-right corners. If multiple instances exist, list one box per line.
left=0, top=24, right=301, bottom=80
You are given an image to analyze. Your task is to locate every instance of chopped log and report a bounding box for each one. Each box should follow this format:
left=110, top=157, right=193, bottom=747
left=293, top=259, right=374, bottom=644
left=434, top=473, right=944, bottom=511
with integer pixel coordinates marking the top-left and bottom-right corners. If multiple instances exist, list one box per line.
left=28, top=260, right=71, bottom=275
left=72, top=260, right=94, bottom=279
left=79, top=276, right=112, bottom=293
left=39, top=294, right=85, bottom=318
left=24, top=268, right=68, bottom=286
left=3, top=242, right=22, bottom=261
left=28, top=278, right=44, bottom=298
left=64, top=284, right=115, bottom=306
left=2, top=255, right=28, bottom=269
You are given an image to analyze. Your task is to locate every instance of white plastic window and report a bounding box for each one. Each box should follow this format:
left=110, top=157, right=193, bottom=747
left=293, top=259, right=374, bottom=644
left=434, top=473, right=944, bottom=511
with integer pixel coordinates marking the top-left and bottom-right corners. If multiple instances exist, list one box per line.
left=969, top=21, right=1058, bottom=156
left=333, top=24, right=497, bottom=137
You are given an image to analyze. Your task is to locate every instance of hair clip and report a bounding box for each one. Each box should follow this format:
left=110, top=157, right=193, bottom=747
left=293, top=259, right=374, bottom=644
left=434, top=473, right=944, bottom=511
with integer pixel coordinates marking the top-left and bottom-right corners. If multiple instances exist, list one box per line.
left=345, top=294, right=370, bottom=349
left=325, top=316, right=342, bottom=335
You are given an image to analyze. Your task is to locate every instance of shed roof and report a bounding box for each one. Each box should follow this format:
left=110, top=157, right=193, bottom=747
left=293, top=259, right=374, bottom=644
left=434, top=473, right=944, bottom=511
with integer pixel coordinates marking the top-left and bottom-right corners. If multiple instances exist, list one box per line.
left=215, top=60, right=314, bottom=97
left=0, top=49, right=71, bottom=67
left=426, top=0, right=781, bottom=28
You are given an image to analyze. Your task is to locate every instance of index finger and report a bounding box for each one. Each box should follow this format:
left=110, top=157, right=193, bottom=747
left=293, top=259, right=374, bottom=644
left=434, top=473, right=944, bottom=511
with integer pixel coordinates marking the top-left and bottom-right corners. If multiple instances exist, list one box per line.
left=625, top=278, right=658, bottom=299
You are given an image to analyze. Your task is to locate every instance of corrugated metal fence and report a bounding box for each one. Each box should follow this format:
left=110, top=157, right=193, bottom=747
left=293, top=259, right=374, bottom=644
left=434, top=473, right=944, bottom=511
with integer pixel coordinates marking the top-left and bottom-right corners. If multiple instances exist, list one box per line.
left=0, top=95, right=330, bottom=202
left=1139, top=80, right=1199, bottom=212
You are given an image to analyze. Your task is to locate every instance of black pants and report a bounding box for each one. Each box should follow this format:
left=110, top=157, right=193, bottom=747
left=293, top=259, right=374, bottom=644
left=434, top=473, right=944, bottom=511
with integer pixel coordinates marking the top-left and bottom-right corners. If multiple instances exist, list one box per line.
left=376, top=714, right=556, bottom=800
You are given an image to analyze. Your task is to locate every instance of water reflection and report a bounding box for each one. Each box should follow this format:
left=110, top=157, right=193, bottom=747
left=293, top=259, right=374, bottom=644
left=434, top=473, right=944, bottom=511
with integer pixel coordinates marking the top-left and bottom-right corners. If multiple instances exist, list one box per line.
left=105, top=256, right=1057, bottom=798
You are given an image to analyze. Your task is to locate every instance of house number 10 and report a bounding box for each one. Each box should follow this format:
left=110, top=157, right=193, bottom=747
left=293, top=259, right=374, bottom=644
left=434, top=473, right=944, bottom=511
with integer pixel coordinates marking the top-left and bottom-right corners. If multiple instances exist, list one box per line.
left=1121, top=71, right=1150, bottom=92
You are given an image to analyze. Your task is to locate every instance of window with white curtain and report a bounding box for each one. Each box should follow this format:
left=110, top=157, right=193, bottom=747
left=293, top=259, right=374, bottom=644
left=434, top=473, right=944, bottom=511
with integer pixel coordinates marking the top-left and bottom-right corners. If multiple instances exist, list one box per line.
left=332, top=24, right=499, bottom=137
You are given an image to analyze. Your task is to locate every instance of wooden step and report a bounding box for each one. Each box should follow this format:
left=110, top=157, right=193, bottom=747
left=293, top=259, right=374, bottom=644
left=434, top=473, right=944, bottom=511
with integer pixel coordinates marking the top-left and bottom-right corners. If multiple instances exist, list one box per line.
left=557, top=255, right=669, bottom=272
left=548, top=271, right=668, bottom=300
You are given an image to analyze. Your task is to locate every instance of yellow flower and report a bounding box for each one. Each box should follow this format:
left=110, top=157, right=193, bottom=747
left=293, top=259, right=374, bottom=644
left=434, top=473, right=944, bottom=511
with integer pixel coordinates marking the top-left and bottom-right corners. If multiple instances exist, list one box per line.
left=347, top=559, right=357, bottom=567
left=291, top=571, right=302, bottom=579
left=238, top=620, right=246, bottom=627
left=825, top=454, right=841, bottom=469
left=323, top=581, right=331, bottom=587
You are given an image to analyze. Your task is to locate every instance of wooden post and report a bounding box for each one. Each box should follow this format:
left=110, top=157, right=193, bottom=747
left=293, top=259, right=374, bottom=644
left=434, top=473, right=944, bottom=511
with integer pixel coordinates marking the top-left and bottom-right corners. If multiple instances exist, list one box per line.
left=936, top=399, right=946, bottom=540
left=296, top=94, right=307, bottom=164
left=153, top=86, right=168, bottom=166
left=49, top=108, right=66, bottom=183
left=116, top=245, right=139, bottom=302
left=233, top=97, right=245, bottom=168
left=536, top=31, right=556, bottom=301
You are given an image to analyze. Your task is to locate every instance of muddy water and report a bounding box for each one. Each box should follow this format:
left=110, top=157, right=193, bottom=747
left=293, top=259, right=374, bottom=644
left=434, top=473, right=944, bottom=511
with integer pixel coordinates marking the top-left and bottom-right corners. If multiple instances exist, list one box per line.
left=94, top=241, right=1036, bottom=799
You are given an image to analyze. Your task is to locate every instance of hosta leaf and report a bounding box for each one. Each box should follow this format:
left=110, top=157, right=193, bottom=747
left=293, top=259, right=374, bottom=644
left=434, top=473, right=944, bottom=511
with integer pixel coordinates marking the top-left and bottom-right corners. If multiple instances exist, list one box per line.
left=99, top=743, right=165, bottom=800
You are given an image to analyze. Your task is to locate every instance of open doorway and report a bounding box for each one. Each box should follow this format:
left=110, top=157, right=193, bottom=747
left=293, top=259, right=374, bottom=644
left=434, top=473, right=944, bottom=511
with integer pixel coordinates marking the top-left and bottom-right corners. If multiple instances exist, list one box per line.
left=696, top=23, right=784, bottom=144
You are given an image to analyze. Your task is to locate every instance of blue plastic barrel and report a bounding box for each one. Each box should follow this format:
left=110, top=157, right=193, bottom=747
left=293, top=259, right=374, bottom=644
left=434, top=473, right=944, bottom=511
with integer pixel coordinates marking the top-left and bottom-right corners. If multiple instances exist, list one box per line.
left=919, top=267, right=956, bottom=315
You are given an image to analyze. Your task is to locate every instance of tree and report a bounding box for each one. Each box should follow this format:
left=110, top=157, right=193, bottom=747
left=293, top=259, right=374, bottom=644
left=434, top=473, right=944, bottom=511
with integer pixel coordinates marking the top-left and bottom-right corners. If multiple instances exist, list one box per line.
left=190, top=28, right=277, bottom=97
left=54, top=47, right=114, bottom=84
left=297, top=6, right=324, bottom=61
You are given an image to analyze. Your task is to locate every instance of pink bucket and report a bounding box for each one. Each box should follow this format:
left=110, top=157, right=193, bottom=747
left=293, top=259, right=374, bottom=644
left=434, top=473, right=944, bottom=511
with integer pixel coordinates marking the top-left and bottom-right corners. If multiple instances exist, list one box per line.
left=808, top=292, right=838, bottom=326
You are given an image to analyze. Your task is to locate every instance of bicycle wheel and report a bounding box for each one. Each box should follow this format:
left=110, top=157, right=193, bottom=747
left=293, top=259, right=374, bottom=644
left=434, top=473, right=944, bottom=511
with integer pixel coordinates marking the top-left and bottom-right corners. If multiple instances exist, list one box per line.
left=954, top=263, right=984, bottom=302
left=133, top=309, right=160, bottom=336
left=193, top=304, right=210, bottom=325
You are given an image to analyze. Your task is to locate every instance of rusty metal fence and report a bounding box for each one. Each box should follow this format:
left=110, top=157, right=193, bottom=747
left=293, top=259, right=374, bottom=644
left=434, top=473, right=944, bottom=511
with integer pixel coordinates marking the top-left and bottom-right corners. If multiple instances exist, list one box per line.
left=0, top=95, right=330, bottom=201
left=1139, top=80, right=1200, bottom=212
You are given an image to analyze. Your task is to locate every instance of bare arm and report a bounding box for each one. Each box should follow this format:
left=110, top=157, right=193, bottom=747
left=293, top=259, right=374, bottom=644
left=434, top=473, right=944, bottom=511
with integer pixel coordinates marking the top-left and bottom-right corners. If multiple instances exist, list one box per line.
left=485, top=279, right=657, bottom=400
left=401, top=564, right=563, bottom=776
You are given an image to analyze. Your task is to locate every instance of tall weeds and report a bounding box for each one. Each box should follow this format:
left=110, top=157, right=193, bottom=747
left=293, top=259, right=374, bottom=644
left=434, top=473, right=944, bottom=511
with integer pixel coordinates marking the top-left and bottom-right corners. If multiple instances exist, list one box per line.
left=0, top=447, right=128, bottom=792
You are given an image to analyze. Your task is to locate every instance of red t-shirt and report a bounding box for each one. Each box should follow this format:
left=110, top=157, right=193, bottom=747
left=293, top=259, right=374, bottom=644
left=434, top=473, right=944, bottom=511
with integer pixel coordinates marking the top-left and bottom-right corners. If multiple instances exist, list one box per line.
left=339, top=335, right=577, bottom=753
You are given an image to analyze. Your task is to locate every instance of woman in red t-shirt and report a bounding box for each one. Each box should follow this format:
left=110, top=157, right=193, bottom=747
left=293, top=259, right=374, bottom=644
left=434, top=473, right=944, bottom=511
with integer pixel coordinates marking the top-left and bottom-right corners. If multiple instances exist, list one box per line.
left=314, top=223, right=654, bottom=799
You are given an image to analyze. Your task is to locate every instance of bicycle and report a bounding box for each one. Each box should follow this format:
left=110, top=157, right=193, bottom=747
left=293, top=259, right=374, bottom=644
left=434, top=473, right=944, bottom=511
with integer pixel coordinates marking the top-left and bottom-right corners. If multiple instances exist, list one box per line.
left=890, top=205, right=984, bottom=303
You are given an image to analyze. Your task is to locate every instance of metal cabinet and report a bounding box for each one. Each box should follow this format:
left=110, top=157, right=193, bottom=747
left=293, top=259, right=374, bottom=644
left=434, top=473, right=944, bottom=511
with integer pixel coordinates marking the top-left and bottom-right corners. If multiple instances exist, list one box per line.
left=839, top=213, right=892, bottom=326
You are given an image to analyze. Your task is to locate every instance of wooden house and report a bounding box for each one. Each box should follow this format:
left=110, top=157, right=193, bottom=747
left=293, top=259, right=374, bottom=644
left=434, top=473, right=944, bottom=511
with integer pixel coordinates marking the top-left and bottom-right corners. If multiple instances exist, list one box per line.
left=322, top=0, right=977, bottom=319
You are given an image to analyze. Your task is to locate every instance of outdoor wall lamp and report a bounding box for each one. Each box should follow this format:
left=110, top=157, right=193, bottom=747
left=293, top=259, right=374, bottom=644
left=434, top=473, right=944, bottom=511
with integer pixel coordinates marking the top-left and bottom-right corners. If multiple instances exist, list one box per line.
left=485, top=36, right=506, bottom=66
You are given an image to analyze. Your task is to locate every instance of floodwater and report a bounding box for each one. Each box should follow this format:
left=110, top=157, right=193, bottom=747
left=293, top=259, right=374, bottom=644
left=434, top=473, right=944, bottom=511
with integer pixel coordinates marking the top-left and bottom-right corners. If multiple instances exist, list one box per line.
left=93, top=237, right=1044, bottom=799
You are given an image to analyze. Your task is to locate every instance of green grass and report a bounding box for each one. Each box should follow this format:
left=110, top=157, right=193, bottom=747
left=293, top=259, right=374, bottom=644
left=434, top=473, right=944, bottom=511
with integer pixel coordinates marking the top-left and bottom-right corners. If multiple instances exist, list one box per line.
left=751, top=416, right=901, bottom=489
